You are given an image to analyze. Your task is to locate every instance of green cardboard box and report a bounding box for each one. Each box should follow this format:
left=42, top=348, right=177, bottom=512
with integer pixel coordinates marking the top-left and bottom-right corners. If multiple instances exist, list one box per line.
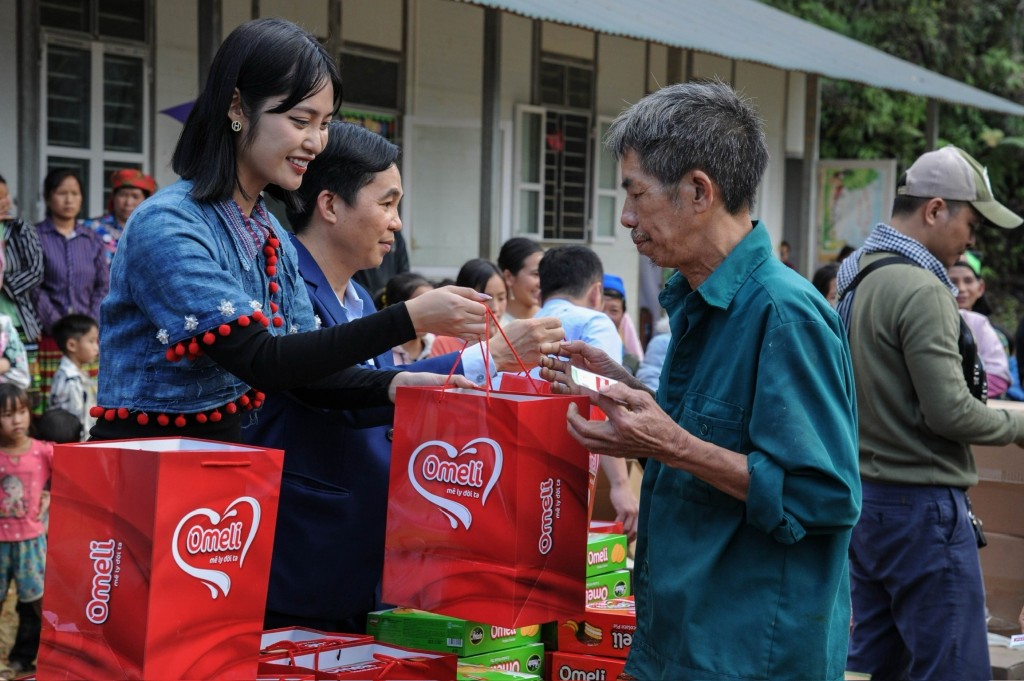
left=457, top=661, right=542, bottom=680
left=586, top=532, right=628, bottom=576
left=585, top=568, right=631, bottom=604
left=459, top=642, right=545, bottom=677
left=366, top=608, right=541, bottom=657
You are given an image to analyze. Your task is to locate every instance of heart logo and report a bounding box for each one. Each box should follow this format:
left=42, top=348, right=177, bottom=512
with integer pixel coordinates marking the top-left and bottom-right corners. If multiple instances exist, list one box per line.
left=408, top=437, right=502, bottom=530
left=171, top=496, right=261, bottom=599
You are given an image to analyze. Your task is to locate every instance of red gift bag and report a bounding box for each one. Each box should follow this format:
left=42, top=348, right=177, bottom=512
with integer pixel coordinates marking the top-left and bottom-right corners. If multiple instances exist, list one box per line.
left=37, top=437, right=284, bottom=681
left=383, top=385, right=590, bottom=628
left=257, top=642, right=457, bottom=680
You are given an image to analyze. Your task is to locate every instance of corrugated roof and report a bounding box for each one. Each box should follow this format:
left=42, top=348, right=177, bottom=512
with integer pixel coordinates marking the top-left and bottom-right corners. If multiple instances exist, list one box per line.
left=463, top=0, right=1024, bottom=116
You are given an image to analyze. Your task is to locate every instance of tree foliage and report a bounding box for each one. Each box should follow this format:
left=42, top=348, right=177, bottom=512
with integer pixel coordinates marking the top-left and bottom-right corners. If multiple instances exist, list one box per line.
left=764, top=0, right=1024, bottom=325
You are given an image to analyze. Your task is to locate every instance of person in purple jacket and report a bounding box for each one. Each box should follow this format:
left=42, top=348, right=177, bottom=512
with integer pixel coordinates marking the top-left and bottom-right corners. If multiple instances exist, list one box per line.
left=32, top=169, right=109, bottom=409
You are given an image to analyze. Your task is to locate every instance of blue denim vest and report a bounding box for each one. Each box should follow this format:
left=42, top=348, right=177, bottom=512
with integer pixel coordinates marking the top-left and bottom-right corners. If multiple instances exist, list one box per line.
left=98, top=180, right=316, bottom=414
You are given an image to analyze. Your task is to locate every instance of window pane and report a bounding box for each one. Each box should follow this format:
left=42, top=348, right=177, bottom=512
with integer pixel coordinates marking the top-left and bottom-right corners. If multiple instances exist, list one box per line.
left=104, top=54, right=144, bottom=152
left=41, top=0, right=89, bottom=32
left=566, top=66, right=592, bottom=109
left=598, top=123, right=616, bottom=189
left=519, top=191, right=539, bottom=234
left=539, top=61, right=564, bottom=107
left=98, top=0, right=147, bottom=40
left=46, top=157, right=90, bottom=219
left=597, top=196, right=617, bottom=237
left=542, top=112, right=590, bottom=240
left=47, top=46, right=91, bottom=149
left=340, top=52, right=399, bottom=110
left=520, top=112, right=541, bottom=184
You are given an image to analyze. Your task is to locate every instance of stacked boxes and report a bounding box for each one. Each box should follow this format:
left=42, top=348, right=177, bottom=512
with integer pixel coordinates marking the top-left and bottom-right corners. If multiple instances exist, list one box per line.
left=548, top=598, right=635, bottom=679
left=585, top=532, right=631, bottom=604
left=367, top=608, right=544, bottom=678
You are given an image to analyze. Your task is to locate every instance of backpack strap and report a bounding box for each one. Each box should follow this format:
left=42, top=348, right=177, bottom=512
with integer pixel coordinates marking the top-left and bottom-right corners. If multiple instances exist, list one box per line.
left=836, top=254, right=917, bottom=331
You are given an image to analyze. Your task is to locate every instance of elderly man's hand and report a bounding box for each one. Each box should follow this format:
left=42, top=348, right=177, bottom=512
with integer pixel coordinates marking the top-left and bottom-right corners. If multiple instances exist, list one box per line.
left=566, top=381, right=679, bottom=461
left=490, top=317, right=564, bottom=371
left=539, top=340, right=651, bottom=395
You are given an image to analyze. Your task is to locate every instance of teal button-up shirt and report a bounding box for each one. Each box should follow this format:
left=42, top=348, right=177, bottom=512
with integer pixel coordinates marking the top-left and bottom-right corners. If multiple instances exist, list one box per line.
left=626, top=222, right=861, bottom=681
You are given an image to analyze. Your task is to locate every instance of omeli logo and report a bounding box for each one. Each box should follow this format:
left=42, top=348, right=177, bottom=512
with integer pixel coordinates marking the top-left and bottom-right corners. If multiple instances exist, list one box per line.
left=171, top=496, right=261, bottom=599
left=85, top=539, right=116, bottom=624
left=408, top=438, right=502, bottom=529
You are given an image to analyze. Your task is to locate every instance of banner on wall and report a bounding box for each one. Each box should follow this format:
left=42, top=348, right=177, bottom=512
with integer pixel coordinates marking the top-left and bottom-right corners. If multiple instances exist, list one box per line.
left=340, top=109, right=398, bottom=142
left=816, top=159, right=896, bottom=266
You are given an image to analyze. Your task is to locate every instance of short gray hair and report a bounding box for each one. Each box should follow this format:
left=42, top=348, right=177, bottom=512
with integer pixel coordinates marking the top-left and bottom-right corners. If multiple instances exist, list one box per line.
left=605, top=80, right=768, bottom=214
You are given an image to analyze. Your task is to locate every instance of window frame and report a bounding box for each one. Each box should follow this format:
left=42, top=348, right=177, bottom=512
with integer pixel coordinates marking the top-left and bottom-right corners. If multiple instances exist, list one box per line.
left=591, top=115, right=622, bottom=244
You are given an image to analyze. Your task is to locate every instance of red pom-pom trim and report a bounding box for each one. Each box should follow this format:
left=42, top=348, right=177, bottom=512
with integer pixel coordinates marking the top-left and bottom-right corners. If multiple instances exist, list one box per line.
left=117, top=408, right=129, bottom=420
left=89, top=406, right=105, bottom=418
left=266, top=266, right=277, bottom=277
left=252, top=310, right=265, bottom=322
left=157, top=414, right=169, bottom=426
left=203, top=331, right=216, bottom=345
left=136, top=413, right=149, bottom=426
left=264, top=245, right=276, bottom=257
left=225, top=402, right=238, bottom=414
left=267, top=255, right=278, bottom=267
left=218, top=324, right=231, bottom=336
left=272, top=316, right=283, bottom=327
left=174, top=415, right=186, bottom=428
left=174, top=343, right=186, bottom=357
left=268, top=238, right=280, bottom=249
left=196, top=412, right=208, bottom=424
left=238, top=395, right=250, bottom=406
left=255, top=391, right=266, bottom=401
left=237, top=315, right=251, bottom=327
left=166, top=348, right=178, bottom=362
left=104, top=409, right=116, bottom=422
left=269, top=282, right=279, bottom=294
left=210, top=410, right=222, bottom=422
left=269, top=302, right=279, bottom=313
left=188, top=340, right=200, bottom=355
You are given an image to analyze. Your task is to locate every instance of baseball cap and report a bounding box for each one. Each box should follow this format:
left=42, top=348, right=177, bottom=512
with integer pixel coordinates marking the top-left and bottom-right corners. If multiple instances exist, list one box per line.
left=898, top=145, right=1022, bottom=229
left=110, top=168, right=156, bottom=197
left=602, top=274, right=626, bottom=298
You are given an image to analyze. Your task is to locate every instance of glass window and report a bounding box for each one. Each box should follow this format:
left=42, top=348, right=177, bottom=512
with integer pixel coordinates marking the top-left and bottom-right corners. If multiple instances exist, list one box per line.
left=103, top=54, right=144, bottom=152
left=98, top=0, right=147, bottom=41
left=40, top=0, right=89, bottom=32
left=47, top=45, right=91, bottom=149
left=340, top=51, right=400, bottom=111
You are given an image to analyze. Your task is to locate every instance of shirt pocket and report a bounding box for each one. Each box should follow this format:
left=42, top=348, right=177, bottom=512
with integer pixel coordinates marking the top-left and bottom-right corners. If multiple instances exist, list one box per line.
left=675, top=392, right=745, bottom=508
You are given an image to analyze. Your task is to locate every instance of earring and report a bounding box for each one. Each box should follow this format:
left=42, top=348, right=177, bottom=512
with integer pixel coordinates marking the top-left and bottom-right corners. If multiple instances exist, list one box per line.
left=231, top=120, right=242, bottom=132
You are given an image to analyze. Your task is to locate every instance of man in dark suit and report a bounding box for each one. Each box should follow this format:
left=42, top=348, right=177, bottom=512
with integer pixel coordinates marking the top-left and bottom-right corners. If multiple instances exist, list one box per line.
left=244, top=122, right=562, bottom=632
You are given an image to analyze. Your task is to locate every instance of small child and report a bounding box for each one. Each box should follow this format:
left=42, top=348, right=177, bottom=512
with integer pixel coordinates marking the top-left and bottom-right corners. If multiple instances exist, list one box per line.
left=48, top=315, right=99, bottom=441
left=0, top=383, right=53, bottom=676
left=35, top=408, right=83, bottom=445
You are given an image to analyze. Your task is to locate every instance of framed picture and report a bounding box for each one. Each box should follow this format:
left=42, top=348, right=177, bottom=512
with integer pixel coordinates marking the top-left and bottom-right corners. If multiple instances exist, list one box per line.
left=816, top=159, right=897, bottom=265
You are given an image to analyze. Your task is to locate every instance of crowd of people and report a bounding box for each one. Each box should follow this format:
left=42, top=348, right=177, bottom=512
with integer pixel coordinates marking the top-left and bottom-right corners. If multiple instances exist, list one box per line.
left=1, top=14, right=1023, bottom=681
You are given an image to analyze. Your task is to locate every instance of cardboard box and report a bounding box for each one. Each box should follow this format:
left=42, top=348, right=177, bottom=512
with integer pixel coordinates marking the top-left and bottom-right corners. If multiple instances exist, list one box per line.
left=460, top=642, right=545, bottom=677
left=586, top=533, right=628, bottom=577
left=457, top=662, right=541, bottom=680
left=585, top=569, right=631, bottom=605
left=973, top=400, right=1024, bottom=485
left=256, top=641, right=457, bottom=679
left=589, top=520, right=624, bottom=535
left=547, top=651, right=627, bottom=680
left=259, top=627, right=371, bottom=661
left=971, top=479, right=1024, bottom=538
left=366, top=608, right=541, bottom=657
left=557, top=597, right=636, bottom=659
left=980, top=533, right=1024, bottom=636
left=991, top=645, right=1024, bottom=680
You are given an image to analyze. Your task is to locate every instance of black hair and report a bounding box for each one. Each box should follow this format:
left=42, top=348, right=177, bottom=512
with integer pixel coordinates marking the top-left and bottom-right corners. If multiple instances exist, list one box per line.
left=455, top=258, right=502, bottom=294
left=53, top=314, right=98, bottom=354
left=0, top=383, right=29, bottom=416
left=812, top=262, right=839, bottom=298
left=42, top=169, right=83, bottom=217
left=171, top=18, right=343, bottom=210
left=539, top=245, right=604, bottom=302
left=379, top=272, right=433, bottom=309
left=497, top=237, right=543, bottom=276
left=603, top=286, right=626, bottom=312
left=0, top=174, right=6, bottom=184
left=287, top=121, right=400, bottom=233
left=36, top=408, right=83, bottom=444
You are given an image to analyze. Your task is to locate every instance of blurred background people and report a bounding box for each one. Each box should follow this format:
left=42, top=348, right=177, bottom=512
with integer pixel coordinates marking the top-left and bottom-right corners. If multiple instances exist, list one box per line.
left=432, top=258, right=508, bottom=357
left=379, top=272, right=437, bottom=365
left=32, top=169, right=108, bottom=412
left=498, top=237, right=543, bottom=323
left=949, top=259, right=1011, bottom=399
left=84, top=168, right=156, bottom=264
left=813, top=262, right=840, bottom=307
left=602, top=273, right=643, bottom=374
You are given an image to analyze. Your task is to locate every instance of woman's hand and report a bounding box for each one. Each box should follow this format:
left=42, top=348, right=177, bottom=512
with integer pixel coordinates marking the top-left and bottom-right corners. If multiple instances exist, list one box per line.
left=387, top=370, right=476, bottom=402
left=404, top=286, right=489, bottom=341
left=489, top=317, right=564, bottom=371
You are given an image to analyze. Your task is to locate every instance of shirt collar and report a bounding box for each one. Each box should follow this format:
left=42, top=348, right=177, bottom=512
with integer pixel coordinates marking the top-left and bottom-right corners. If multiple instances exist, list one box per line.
left=660, top=221, right=770, bottom=311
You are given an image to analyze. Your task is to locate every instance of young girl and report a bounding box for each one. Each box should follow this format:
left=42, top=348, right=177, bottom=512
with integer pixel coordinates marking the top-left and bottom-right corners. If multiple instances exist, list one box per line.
left=0, top=383, right=52, bottom=676
left=379, top=273, right=437, bottom=365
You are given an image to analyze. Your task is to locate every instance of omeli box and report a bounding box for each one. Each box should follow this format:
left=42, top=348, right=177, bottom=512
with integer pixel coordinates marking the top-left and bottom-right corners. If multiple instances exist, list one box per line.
left=366, top=608, right=541, bottom=657
left=457, top=662, right=540, bottom=680
left=586, top=532, right=628, bottom=576
left=548, top=650, right=627, bottom=679
left=585, top=568, right=631, bottom=605
left=557, top=597, right=636, bottom=659
left=459, top=642, right=544, bottom=677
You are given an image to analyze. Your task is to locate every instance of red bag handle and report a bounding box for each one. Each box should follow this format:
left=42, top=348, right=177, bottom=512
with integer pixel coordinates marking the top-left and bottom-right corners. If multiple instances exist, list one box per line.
left=440, top=305, right=541, bottom=395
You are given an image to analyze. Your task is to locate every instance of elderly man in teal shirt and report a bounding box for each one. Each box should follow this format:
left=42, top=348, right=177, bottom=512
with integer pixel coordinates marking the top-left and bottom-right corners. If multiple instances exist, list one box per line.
left=541, top=81, right=861, bottom=680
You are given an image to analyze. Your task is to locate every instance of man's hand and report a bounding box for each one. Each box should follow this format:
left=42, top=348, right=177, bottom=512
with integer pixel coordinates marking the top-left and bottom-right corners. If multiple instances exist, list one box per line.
left=388, top=371, right=475, bottom=402
left=566, top=382, right=681, bottom=460
left=404, top=286, right=489, bottom=341
left=602, top=456, right=639, bottom=541
left=489, top=317, right=564, bottom=371
left=538, top=340, right=649, bottom=394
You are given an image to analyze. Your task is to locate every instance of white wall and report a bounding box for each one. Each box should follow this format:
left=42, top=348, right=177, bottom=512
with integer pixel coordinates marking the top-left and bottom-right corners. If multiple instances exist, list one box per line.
left=0, top=0, right=18, bottom=205
left=735, top=61, right=787, bottom=246
left=261, top=0, right=327, bottom=36
left=343, top=0, right=403, bottom=50
left=153, top=0, right=200, bottom=189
